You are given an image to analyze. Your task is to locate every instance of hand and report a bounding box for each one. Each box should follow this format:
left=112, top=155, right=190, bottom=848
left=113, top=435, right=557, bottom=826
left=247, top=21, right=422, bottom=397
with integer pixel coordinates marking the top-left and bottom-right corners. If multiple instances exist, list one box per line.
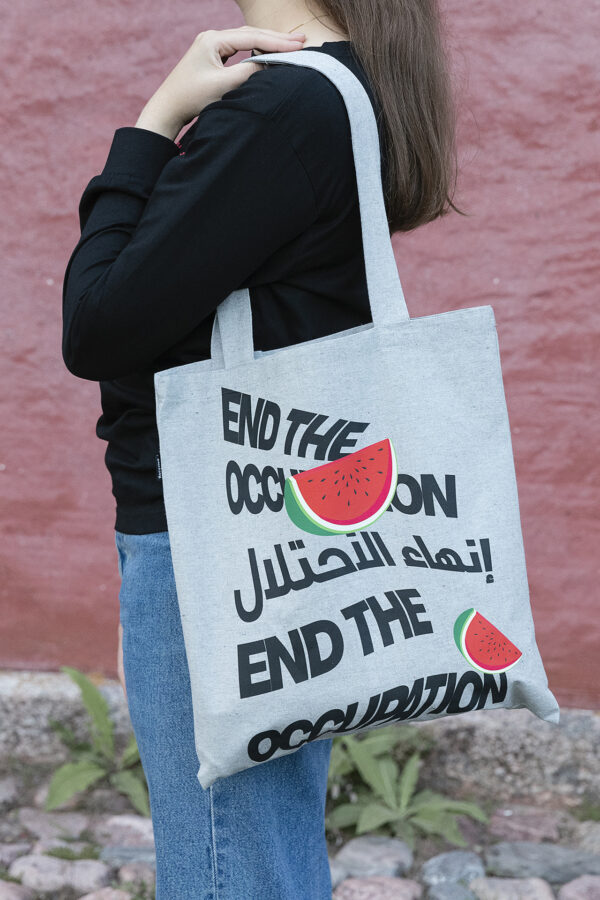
left=118, top=621, right=127, bottom=701
left=135, top=25, right=306, bottom=141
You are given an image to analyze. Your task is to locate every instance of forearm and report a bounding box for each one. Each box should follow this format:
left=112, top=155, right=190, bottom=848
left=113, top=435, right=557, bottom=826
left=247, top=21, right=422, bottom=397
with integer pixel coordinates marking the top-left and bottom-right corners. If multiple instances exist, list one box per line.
left=62, top=127, right=179, bottom=380
left=135, top=99, right=186, bottom=143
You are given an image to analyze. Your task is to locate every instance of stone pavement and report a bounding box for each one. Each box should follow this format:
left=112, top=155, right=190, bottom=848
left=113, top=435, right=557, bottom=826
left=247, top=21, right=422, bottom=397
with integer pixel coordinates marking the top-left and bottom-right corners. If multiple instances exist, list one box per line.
left=2, top=769, right=600, bottom=899
left=1, top=672, right=600, bottom=898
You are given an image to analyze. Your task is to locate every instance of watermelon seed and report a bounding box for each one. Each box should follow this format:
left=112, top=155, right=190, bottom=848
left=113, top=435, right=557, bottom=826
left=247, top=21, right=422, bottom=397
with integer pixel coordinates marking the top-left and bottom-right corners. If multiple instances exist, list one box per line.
left=307, top=478, right=313, bottom=482
left=334, top=479, right=339, bottom=484
left=369, top=457, right=374, bottom=460
left=365, top=491, right=368, bottom=496
left=347, top=500, right=350, bottom=506
left=361, top=466, right=367, bottom=469
left=337, top=490, right=340, bottom=496
left=354, top=489, right=357, bottom=494
left=320, top=478, right=326, bottom=482
left=378, top=448, right=383, bottom=451
left=334, top=469, right=339, bottom=474
left=322, top=494, right=326, bottom=500
left=377, top=470, right=382, bottom=474
left=366, top=477, right=370, bottom=482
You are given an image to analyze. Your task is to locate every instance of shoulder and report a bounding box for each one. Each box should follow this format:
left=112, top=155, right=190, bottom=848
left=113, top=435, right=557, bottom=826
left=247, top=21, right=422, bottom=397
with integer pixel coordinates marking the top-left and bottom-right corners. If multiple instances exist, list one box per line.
left=180, top=52, right=379, bottom=211
left=189, top=59, right=353, bottom=148
left=214, top=59, right=358, bottom=202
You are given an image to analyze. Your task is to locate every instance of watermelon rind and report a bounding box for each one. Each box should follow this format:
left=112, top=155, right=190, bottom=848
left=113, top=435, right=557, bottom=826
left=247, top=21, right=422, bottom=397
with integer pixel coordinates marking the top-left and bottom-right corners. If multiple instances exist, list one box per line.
left=284, top=438, right=398, bottom=535
left=284, top=486, right=340, bottom=535
left=454, top=608, right=523, bottom=674
left=453, top=607, right=475, bottom=652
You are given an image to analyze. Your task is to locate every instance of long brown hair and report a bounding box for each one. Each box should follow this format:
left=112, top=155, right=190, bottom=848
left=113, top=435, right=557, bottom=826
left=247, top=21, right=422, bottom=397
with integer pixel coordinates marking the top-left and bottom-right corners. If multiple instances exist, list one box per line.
left=316, top=0, right=465, bottom=233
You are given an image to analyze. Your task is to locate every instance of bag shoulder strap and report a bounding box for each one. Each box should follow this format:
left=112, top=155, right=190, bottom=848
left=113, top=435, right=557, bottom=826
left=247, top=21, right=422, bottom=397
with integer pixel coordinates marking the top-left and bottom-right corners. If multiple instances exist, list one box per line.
left=212, top=49, right=409, bottom=369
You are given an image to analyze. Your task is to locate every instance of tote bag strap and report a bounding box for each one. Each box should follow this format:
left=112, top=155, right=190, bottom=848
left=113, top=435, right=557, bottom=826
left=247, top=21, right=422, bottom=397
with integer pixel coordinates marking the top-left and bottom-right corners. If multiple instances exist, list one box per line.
left=211, top=49, right=409, bottom=369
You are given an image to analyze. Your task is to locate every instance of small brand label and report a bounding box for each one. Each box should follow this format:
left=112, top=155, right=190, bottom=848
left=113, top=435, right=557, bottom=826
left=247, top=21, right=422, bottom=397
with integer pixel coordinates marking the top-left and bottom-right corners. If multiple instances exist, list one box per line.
left=155, top=453, right=162, bottom=480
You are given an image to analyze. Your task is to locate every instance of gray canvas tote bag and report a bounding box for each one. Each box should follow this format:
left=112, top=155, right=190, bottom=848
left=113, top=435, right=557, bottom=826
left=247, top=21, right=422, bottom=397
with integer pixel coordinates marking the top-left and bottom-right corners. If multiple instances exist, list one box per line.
left=154, top=50, right=560, bottom=789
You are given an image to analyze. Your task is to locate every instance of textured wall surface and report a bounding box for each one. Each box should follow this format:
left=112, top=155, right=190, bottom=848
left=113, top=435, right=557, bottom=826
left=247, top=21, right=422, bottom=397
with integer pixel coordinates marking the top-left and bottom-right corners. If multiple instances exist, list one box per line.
left=1, top=1, right=598, bottom=707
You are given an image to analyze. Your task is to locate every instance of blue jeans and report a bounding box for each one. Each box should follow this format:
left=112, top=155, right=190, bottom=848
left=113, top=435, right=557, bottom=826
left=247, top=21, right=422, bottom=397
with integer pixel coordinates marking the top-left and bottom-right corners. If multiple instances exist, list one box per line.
left=115, top=529, right=334, bottom=900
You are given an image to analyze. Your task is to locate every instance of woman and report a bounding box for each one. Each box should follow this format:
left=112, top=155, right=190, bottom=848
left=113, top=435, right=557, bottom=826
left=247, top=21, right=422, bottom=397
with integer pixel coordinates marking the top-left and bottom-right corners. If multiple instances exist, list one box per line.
left=61, top=1, right=460, bottom=896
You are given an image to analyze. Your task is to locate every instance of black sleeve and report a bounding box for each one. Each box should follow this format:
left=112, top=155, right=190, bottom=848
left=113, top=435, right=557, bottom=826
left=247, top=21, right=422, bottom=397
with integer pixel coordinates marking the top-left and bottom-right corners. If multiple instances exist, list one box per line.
left=61, top=107, right=319, bottom=381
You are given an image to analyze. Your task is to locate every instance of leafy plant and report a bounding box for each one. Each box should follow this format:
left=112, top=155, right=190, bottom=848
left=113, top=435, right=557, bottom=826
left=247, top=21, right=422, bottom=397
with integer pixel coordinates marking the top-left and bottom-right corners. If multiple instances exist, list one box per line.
left=326, top=725, right=487, bottom=849
left=45, top=665, right=149, bottom=816
left=112, top=877, right=155, bottom=899
left=327, top=723, right=432, bottom=795
left=572, top=801, right=600, bottom=822
left=44, top=843, right=100, bottom=860
left=0, top=865, right=22, bottom=884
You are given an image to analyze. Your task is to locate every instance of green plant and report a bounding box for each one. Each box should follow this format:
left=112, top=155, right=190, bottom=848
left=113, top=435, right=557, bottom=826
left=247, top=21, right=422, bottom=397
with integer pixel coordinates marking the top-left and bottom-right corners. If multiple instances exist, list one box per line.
left=572, top=801, right=600, bottom=822
left=0, top=865, right=22, bottom=884
left=327, top=723, right=433, bottom=795
left=113, top=876, right=155, bottom=899
left=326, top=725, right=487, bottom=848
left=44, top=843, right=100, bottom=860
left=45, top=665, right=149, bottom=816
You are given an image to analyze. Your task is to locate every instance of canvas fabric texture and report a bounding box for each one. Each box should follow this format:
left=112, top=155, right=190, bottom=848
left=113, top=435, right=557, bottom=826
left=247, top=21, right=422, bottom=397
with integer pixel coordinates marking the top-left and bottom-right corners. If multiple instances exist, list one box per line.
left=154, top=50, right=560, bottom=789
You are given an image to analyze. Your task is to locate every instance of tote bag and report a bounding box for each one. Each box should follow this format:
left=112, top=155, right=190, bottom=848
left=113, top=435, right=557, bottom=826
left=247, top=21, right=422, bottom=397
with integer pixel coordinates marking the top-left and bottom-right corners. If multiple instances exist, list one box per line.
left=154, top=50, right=560, bottom=789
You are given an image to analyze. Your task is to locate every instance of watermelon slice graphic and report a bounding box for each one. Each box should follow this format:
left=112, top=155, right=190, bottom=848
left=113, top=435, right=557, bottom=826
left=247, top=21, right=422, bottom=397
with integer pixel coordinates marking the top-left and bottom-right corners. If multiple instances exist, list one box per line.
left=454, top=608, right=523, bottom=674
left=284, top=438, right=398, bottom=536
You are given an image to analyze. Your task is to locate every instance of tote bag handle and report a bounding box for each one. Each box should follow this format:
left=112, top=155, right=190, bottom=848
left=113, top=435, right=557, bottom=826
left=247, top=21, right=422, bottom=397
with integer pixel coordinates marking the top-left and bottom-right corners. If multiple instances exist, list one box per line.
left=211, top=50, right=409, bottom=369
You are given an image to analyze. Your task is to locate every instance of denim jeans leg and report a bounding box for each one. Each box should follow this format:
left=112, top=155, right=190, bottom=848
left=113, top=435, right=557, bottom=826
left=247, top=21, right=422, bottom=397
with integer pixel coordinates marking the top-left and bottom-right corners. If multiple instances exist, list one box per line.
left=115, top=529, right=333, bottom=900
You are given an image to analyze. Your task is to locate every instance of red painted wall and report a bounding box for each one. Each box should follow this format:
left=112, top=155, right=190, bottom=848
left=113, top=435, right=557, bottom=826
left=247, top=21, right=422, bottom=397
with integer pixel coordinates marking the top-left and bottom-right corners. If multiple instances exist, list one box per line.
left=1, top=1, right=598, bottom=708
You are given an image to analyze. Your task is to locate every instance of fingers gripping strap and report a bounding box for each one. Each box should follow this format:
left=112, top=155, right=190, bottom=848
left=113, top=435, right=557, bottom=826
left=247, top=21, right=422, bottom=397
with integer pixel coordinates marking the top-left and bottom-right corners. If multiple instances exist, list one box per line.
left=211, top=50, right=409, bottom=368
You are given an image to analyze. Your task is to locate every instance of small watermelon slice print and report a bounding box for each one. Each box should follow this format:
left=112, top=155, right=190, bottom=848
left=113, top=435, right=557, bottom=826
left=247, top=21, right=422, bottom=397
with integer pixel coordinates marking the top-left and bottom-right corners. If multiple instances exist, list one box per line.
left=284, top=438, right=398, bottom=536
left=454, top=608, right=523, bottom=674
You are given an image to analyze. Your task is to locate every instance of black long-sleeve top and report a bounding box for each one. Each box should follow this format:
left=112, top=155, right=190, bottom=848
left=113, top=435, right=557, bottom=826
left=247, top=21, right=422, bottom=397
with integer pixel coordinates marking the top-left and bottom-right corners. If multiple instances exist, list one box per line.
left=61, top=41, right=388, bottom=534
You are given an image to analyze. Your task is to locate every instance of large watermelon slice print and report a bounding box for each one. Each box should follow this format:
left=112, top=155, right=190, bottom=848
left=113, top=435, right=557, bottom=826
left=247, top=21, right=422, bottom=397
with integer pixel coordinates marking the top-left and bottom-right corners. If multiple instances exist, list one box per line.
left=284, top=438, right=398, bottom=536
left=454, top=608, right=523, bottom=674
